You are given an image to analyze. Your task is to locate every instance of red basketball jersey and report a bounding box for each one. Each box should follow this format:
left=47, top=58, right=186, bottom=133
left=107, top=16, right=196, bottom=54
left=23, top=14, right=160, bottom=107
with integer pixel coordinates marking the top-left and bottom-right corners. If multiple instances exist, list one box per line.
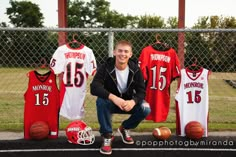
left=24, top=70, right=60, bottom=139
left=139, top=44, right=180, bottom=122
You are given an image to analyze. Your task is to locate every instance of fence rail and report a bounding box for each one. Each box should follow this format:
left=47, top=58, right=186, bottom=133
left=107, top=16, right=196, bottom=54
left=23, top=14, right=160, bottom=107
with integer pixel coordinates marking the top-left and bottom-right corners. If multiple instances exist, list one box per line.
left=0, top=28, right=235, bottom=131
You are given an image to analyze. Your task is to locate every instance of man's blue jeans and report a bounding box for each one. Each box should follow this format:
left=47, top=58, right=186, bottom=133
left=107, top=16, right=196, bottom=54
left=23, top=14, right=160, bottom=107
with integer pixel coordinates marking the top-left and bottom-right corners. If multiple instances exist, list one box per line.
left=96, top=97, right=151, bottom=135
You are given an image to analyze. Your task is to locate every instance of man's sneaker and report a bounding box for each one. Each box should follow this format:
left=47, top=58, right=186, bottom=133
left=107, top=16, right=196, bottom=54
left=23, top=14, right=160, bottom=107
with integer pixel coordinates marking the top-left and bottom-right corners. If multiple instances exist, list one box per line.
left=111, top=135, right=115, bottom=142
left=117, top=126, right=134, bottom=144
left=100, top=137, right=112, bottom=155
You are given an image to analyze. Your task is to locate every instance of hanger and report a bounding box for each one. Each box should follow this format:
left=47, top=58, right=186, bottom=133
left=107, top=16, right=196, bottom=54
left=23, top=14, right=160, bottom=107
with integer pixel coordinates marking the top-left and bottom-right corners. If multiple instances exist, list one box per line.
left=39, top=58, right=48, bottom=69
left=151, top=34, right=170, bottom=51
left=27, top=58, right=50, bottom=78
left=155, top=34, right=161, bottom=44
left=34, top=58, right=50, bottom=74
left=68, top=33, right=82, bottom=49
left=187, top=57, right=202, bottom=72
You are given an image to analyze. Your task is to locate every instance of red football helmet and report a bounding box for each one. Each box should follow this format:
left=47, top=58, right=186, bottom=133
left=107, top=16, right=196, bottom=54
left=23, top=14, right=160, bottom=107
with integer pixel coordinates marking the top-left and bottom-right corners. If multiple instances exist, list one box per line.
left=65, top=120, right=95, bottom=145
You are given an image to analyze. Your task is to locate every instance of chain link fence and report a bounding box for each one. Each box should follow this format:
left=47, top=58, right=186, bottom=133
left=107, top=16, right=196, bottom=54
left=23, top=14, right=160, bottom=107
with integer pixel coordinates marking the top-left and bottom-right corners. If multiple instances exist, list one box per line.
left=0, top=28, right=235, bottom=131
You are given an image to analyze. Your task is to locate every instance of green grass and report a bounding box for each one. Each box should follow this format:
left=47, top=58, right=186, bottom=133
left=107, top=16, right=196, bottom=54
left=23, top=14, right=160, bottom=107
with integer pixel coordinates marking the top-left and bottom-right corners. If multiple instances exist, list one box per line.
left=0, top=68, right=236, bottom=132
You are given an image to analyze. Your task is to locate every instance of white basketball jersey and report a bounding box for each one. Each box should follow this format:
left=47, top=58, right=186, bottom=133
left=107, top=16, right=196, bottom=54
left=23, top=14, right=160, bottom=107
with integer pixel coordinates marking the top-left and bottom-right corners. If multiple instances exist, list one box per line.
left=175, top=68, right=210, bottom=137
left=50, top=44, right=97, bottom=120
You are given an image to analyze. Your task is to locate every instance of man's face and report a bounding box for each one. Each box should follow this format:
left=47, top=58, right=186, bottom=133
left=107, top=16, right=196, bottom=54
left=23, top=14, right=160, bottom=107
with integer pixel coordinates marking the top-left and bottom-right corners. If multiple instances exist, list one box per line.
left=113, top=44, right=132, bottom=65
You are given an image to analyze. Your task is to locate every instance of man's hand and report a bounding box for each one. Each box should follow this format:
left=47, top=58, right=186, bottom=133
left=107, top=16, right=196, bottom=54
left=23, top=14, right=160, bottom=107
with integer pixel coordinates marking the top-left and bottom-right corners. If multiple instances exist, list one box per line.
left=108, top=93, right=126, bottom=110
left=108, top=94, right=136, bottom=111
left=122, top=100, right=135, bottom=112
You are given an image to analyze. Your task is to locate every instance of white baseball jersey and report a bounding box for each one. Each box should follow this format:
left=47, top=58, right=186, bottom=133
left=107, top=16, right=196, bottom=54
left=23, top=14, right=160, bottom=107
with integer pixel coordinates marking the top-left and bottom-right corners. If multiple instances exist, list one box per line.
left=175, top=68, right=210, bottom=137
left=50, top=44, right=97, bottom=120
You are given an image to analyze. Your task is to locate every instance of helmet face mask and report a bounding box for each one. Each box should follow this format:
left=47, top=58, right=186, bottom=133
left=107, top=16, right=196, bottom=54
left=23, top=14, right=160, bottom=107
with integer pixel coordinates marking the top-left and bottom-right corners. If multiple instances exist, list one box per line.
left=66, top=120, right=95, bottom=145
left=77, top=126, right=95, bottom=145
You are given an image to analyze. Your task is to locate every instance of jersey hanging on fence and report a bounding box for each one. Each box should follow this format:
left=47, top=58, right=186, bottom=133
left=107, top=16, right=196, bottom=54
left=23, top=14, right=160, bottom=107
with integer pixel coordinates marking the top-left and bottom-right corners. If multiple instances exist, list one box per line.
left=24, top=70, right=60, bottom=140
left=175, top=68, right=210, bottom=137
left=138, top=43, right=180, bottom=122
left=50, top=43, right=97, bottom=120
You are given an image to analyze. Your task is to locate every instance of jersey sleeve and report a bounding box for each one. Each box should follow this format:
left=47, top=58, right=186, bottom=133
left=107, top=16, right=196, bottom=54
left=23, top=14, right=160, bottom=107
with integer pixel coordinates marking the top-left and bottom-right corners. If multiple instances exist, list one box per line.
left=171, top=49, right=181, bottom=80
left=50, top=47, right=65, bottom=74
left=138, top=47, right=149, bottom=81
left=175, top=69, right=184, bottom=101
left=85, top=48, right=97, bottom=76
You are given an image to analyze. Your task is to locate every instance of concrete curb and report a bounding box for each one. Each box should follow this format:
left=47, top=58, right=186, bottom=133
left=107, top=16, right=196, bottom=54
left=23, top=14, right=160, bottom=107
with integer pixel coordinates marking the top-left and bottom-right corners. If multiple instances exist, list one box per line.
left=0, top=131, right=236, bottom=140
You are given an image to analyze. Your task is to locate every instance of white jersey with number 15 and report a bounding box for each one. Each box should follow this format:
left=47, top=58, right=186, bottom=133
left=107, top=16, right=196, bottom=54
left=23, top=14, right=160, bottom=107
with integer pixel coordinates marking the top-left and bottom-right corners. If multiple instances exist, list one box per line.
left=50, top=44, right=97, bottom=120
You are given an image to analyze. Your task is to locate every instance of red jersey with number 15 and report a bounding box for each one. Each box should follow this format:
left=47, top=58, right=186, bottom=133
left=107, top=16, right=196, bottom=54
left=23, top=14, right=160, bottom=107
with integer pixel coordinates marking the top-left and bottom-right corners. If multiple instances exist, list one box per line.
left=24, top=70, right=60, bottom=139
left=139, top=44, right=180, bottom=122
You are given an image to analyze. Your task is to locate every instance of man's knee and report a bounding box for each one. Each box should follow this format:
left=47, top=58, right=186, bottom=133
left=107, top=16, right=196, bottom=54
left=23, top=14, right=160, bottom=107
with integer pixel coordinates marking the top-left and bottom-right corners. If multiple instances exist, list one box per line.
left=96, top=98, right=107, bottom=108
left=141, top=100, right=151, bottom=117
left=96, top=98, right=112, bottom=109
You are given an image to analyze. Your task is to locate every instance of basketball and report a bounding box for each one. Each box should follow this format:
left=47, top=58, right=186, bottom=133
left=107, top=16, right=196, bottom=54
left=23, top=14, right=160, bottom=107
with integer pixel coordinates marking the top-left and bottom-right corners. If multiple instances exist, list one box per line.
left=152, top=126, right=171, bottom=140
left=185, top=121, right=204, bottom=140
left=29, top=121, right=50, bottom=140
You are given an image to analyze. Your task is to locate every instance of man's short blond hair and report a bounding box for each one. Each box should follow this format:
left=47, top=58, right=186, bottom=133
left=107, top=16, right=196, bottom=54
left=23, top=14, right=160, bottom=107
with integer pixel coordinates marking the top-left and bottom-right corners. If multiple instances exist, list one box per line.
left=115, top=40, right=132, bottom=51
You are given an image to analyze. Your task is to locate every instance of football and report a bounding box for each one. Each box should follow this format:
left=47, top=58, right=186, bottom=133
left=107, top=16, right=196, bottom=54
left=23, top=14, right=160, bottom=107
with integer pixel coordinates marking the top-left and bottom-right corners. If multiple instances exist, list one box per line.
left=152, top=126, right=171, bottom=140
left=29, top=121, right=50, bottom=140
left=185, top=121, right=204, bottom=140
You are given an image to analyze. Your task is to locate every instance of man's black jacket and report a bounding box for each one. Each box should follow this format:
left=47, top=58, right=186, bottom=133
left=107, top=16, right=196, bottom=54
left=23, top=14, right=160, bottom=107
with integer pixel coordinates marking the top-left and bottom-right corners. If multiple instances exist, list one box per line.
left=90, top=57, right=146, bottom=104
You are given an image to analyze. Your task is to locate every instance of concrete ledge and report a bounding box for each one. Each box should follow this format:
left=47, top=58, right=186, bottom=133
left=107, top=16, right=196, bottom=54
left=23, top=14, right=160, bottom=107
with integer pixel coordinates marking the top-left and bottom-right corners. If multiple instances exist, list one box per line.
left=0, top=131, right=236, bottom=140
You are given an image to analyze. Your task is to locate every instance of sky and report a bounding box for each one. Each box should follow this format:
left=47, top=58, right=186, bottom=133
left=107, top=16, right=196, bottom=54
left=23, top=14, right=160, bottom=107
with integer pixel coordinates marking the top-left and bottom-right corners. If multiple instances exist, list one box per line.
left=0, top=0, right=235, bottom=27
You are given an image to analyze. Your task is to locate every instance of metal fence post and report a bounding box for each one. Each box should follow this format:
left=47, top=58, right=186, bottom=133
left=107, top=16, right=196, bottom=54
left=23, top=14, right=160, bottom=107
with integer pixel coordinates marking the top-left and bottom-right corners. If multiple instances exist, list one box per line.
left=108, top=30, right=114, bottom=57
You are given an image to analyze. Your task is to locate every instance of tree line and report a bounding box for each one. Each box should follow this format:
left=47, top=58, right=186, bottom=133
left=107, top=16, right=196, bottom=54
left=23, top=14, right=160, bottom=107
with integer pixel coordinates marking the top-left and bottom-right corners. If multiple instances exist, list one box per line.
left=0, top=0, right=235, bottom=72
